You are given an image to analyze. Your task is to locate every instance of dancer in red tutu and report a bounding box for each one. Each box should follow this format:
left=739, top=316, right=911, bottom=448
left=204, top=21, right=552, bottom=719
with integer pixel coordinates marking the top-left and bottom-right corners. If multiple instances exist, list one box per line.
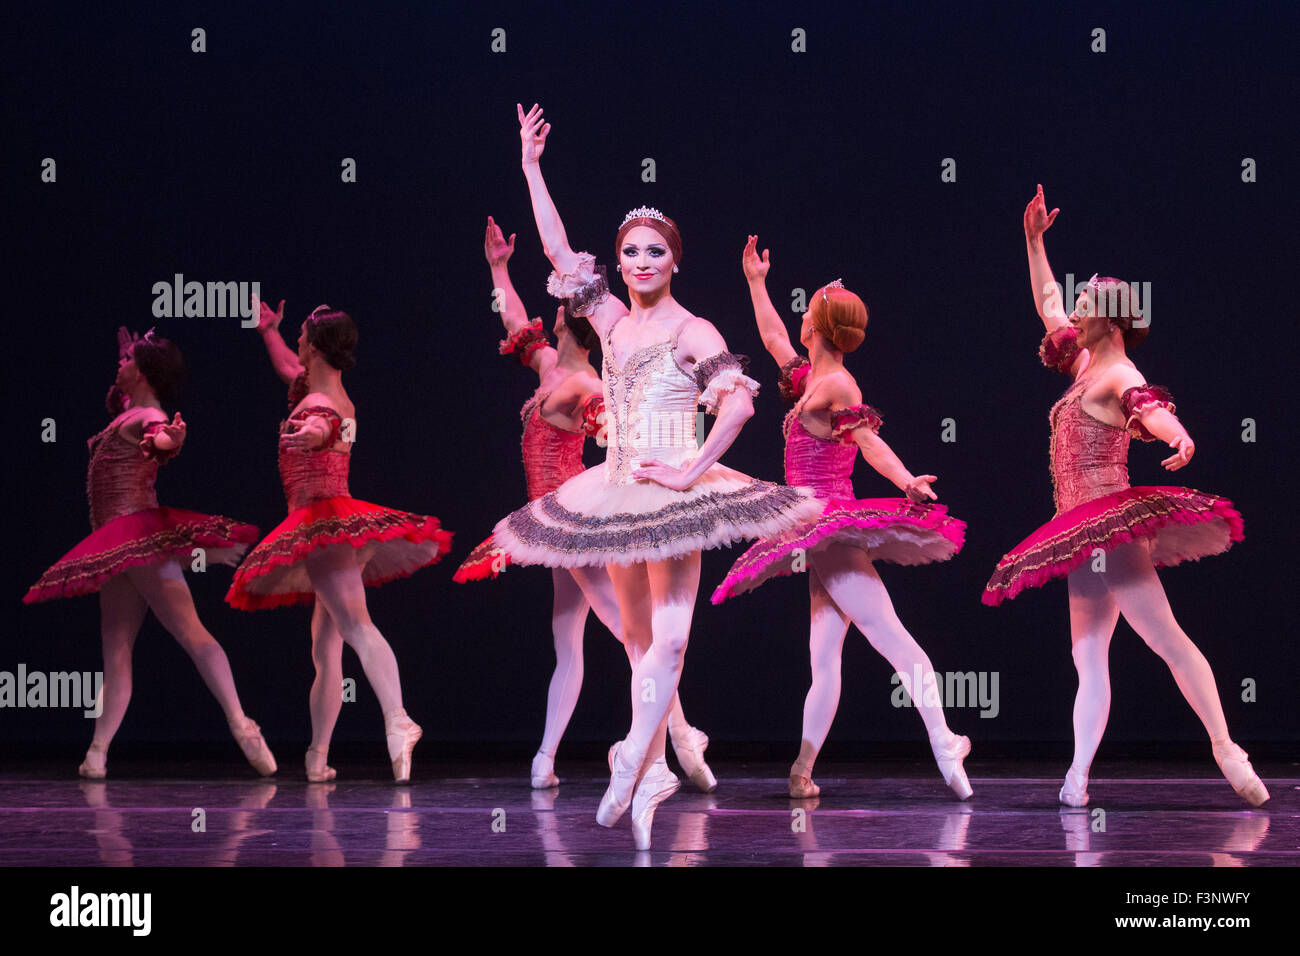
left=25, top=328, right=273, bottom=779
left=454, top=216, right=717, bottom=793
left=491, top=104, right=822, bottom=849
left=984, top=185, right=1265, bottom=808
left=712, top=239, right=972, bottom=800
left=228, top=301, right=452, bottom=783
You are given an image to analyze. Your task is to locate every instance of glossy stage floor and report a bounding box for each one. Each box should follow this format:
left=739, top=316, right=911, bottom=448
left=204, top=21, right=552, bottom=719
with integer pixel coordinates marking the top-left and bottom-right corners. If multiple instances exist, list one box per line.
left=1, top=748, right=1293, bottom=866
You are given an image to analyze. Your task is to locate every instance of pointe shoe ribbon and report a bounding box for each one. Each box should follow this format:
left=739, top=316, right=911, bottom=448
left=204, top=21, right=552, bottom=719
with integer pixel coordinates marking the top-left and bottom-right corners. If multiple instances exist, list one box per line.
left=1059, top=766, right=1089, bottom=807
left=531, top=751, right=560, bottom=789
left=597, top=738, right=644, bottom=828
left=384, top=709, right=423, bottom=784
left=230, top=717, right=277, bottom=776
left=78, top=743, right=108, bottom=780
left=305, top=746, right=337, bottom=783
left=631, top=759, right=680, bottom=851
left=671, top=726, right=717, bottom=793
left=930, top=729, right=974, bottom=801
left=1213, top=742, right=1270, bottom=807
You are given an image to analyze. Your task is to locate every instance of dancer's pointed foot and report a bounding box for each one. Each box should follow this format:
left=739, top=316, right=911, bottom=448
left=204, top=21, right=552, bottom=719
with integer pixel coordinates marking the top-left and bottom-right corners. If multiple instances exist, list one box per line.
left=530, top=751, right=559, bottom=789
left=1059, top=765, right=1089, bottom=807
left=78, top=742, right=107, bottom=779
left=930, top=728, right=973, bottom=800
left=305, top=746, right=337, bottom=783
left=229, top=716, right=277, bottom=776
left=788, top=760, right=820, bottom=799
left=596, top=738, right=644, bottom=828
left=384, top=709, right=422, bottom=784
left=670, top=725, right=717, bottom=793
left=1213, top=742, right=1270, bottom=807
left=631, top=758, right=680, bottom=851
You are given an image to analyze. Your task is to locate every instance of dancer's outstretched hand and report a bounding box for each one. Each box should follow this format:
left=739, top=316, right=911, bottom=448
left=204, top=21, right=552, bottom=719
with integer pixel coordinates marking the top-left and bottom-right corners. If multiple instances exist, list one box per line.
left=742, top=235, right=771, bottom=282
left=1024, top=184, right=1059, bottom=241
left=141, top=412, right=186, bottom=454
left=484, top=215, right=516, bottom=265
left=255, top=296, right=286, bottom=334
left=905, top=474, right=939, bottom=502
left=1161, top=436, right=1195, bottom=470
left=633, top=459, right=696, bottom=491
left=518, top=102, right=551, bottom=164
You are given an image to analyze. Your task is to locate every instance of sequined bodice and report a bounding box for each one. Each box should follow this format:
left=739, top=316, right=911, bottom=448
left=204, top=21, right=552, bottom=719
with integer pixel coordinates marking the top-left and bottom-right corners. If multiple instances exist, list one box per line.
left=601, top=331, right=700, bottom=485
left=521, top=393, right=585, bottom=500
left=278, top=420, right=351, bottom=511
left=1050, top=379, right=1130, bottom=513
left=782, top=410, right=855, bottom=500
left=86, top=424, right=159, bottom=529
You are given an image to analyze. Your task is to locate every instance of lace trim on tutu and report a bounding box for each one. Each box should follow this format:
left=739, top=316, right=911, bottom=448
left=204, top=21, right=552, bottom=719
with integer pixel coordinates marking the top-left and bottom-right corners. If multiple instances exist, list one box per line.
left=24, top=511, right=259, bottom=603
left=581, top=394, right=605, bottom=438
left=982, top=487, right=1244, bottom=606
left=546, top=253, right=609, bottom=316
left=697, top=359, right=760, bottom=415
left=139, top=420, right=181, bottom=464
left=452, top=532, right=512, bottom=582
left=777, top=356, right=811, bottom=405
left=711, top=499, right=966, bottom=603
left=1120, top=384, right=1175, bottom=441
left=830, top=404, right=883, bottom=444
left=1040, top=325, right=1081, bottom=375
left=499, top=318, right=551, bottom=366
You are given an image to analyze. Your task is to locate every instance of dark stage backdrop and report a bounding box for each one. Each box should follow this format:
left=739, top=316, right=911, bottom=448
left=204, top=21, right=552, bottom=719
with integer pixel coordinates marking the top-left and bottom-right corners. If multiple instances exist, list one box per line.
left=6, top=1, right=1297, bottom=752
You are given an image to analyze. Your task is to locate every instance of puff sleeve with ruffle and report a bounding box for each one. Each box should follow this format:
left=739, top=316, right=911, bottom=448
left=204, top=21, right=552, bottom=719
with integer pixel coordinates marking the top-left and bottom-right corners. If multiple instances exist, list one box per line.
left=694, top=352, right=760, bottom=415
left=546, top=252, right=610, bottom=317
left=1039, top=325, right=1081, bottom=375
left=1120, top=385, right=1176, bottom=441
left=830, top=405, right=884, bottom=445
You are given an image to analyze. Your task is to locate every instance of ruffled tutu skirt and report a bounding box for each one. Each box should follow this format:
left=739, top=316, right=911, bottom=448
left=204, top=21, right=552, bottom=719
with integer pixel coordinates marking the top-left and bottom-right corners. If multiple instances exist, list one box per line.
left=711, top=497, right=966, bottom=603
left=452, top=533, right=511, bottom=582
left=24, top=507, right=260, bottom=604
left=492, top=462, right=823, bottom=568
left=982, top=485, right=1243, bottom=606
left=226, top=496, right=453, bottom=610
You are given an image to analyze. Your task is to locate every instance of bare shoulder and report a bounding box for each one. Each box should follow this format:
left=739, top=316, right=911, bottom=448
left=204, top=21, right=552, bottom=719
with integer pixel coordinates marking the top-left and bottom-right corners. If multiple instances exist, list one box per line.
left=821, top=370, right=863, bottom=409
left=1101, top=361, right=1146, bottom=398
left=675, top=313, right=727, bottom=363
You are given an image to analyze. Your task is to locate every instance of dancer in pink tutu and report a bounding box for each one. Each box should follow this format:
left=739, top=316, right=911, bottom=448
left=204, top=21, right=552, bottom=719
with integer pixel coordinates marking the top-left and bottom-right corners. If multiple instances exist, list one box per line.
left=228, top=301, right=453, bottom=783
left=712, top=238, right=972, bottom=800
left=453, top=216, right=717, bottom=793
left=25, top=328, right=273, bottom=779
left=984, top=184, right=1266, bottom=808
left=491, top=104, right=823, bottom=848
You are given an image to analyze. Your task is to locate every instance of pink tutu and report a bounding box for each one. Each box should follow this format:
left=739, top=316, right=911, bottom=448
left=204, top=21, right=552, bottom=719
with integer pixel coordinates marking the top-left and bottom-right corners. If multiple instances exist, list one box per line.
left=452, top=532, right=512, bottom=582
left=24, top=507, right=260, bottom=604
left=982, top=486, right=1243, bottom=606
left=711, top=497, right=966, bottom=603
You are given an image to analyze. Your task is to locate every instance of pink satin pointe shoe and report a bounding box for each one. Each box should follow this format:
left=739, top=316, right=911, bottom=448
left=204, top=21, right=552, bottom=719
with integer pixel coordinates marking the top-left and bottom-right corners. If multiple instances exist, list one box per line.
left=229, top=716, right=277, bottom=776
left=78, top=742, right=108, bottom=779
left=631, top=757, right=680, bottom=851
left=1213, top=742, right=1270, bottom=807
left=930, top=728, right=973, bottom=800
left=670, top=726, right=717, bottom=793
left=789, top=761, right=820, bottom=799
left=1059, top=765, right=1089, bottom=807
left=384, top=709, right=422, bottom=784
left=305, top=746, right=337, bottom=783
left=597, top=738, right=644, bottom=828
left=530, top=751, right=560, bottom=789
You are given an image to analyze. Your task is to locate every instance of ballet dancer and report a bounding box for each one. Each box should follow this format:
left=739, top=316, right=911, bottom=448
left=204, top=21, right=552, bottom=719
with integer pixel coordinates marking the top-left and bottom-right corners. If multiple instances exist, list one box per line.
left=983, top=184, right=1266, bottom=808
left=454, top=216, right=716, bottom=792
left=712, top=238, right=972, bottom=800
left=25, top=327, right=273, bottom=779
left=489, top=103, right=823, bottom=849
left=227, top=301, right=453, bottom=783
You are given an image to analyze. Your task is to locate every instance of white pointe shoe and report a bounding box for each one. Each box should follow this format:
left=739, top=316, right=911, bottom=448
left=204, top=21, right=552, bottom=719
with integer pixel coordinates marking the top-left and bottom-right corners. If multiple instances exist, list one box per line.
left=383, top=709, right=423, bottom=784
left=229, top=716, right=277, bottom=776
left=789, top=762, right=820, bottom=799
left=671, top=726, right=717, bottom=793
left=1059, top=765, right=1089, bottom=807
left=530, top=751, right=560, bottom=789
left=631, top=758, right=680, bottom=851
left=596, top=739, right=644, bottom=828
left=930, top=729, right=973, bottom=800
left=305, top=747, right=337, bottom=783
left=1213, top=742, right=1270, bottom=807
left=78, top=743, right=108, bottom=780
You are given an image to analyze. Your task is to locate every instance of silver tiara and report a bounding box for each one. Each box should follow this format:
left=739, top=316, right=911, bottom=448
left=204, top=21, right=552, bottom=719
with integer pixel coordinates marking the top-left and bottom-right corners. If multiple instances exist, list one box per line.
left=308, top=304, right=333, bottom=323
left=822, top=278, right=844, bottom=303
left=620, top=206, right=669, bottom=228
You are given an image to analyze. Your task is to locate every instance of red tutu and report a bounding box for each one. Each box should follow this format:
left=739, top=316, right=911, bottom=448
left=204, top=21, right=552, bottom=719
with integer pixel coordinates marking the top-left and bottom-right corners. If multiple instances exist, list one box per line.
left=982, top=486, right=1244, bottom=606
left=225, top=497, right=453, bottom=610
left=451, top=533, right=513, bottom=582
left=24, top=507, right=260, bottom=604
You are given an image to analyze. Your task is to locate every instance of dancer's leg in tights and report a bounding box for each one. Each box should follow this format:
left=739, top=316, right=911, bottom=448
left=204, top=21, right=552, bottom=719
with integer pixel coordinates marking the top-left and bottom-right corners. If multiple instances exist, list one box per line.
left=791, top=562, right=851, bottom=779
left=88, top=573, right=150, bottom=752
left=1065, top=557, right=1120, bottom=777
left=308, top=598, right=345, bottom=755
left=535, top=567, right=591, bottom=760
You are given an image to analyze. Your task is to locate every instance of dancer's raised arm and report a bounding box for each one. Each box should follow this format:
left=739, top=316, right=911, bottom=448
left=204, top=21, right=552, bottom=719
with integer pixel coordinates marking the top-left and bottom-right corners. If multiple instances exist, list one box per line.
left=742, top=235, right=798, bottom=368
left=485, top=214, right=557, bottom=377
left=255, top=296, right=305, bottom=384
left=1025, top=184, right=1068, bottom=332
left=825, top=374, right=939, bottom=502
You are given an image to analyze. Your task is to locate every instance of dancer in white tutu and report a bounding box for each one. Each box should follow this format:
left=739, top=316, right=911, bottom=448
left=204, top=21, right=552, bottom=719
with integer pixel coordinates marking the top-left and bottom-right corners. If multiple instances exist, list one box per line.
left=492, top=104, right=822, bottom=849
